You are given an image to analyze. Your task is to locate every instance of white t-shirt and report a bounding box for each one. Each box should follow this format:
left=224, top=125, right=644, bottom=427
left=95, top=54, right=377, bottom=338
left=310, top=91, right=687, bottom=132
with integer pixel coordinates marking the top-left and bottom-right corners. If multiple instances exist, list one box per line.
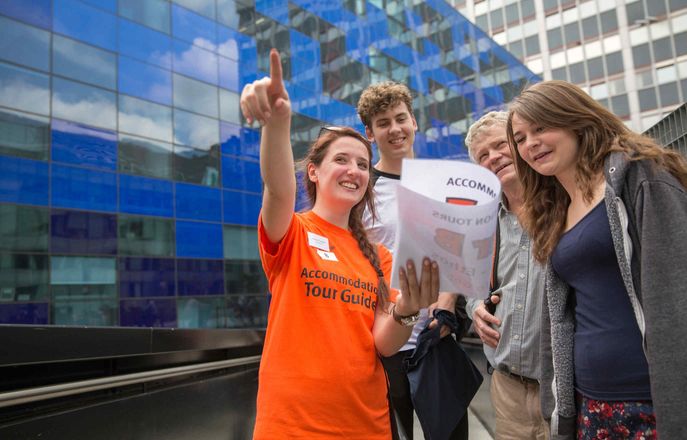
left=362, top=168, right=429, bottom=351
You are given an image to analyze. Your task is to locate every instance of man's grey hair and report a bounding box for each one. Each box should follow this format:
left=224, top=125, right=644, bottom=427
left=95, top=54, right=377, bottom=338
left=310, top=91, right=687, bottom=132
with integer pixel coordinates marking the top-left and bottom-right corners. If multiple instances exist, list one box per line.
left=465, top=111, right=509, bottom=162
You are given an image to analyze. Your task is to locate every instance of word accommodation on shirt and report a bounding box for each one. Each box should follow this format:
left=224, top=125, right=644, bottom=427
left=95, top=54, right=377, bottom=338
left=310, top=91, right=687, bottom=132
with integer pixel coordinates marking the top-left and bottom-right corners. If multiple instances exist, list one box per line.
left=300, top=267, right=378, bottom=311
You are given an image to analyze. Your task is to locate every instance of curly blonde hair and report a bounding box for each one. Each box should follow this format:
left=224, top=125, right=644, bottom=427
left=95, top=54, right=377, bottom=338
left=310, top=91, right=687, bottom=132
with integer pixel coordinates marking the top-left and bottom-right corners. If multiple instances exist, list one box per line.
left=357, top=81, right=414, bottom=127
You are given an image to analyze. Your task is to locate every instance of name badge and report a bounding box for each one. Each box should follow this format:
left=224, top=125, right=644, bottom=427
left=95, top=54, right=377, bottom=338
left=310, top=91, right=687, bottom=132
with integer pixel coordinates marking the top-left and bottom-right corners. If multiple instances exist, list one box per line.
left=317, top=249, right=338, bottom=261
left=307, top=232, right=330, bottom=251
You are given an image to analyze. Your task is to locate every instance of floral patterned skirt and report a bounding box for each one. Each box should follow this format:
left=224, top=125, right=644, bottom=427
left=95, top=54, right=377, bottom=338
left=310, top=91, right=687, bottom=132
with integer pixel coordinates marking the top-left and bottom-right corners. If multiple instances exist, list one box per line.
left=576, top=393, right=657, bottom=439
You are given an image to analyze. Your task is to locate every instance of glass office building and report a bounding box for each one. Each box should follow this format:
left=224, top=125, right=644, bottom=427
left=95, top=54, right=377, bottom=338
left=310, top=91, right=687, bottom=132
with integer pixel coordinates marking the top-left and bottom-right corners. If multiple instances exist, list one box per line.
left=0, top=0, right=536, bottom=328
left=455, top=0, right=687, bottom=131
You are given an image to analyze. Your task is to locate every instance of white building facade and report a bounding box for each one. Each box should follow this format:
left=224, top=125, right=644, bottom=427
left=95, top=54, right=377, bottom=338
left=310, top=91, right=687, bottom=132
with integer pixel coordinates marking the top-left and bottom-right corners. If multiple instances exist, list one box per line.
left=452, top=0, right=687, bottom=130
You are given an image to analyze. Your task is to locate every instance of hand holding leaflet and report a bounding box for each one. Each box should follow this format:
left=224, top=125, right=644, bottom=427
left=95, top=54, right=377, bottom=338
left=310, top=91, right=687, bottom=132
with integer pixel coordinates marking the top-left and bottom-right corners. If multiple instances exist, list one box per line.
left=390, top=159, right=501, bottom=298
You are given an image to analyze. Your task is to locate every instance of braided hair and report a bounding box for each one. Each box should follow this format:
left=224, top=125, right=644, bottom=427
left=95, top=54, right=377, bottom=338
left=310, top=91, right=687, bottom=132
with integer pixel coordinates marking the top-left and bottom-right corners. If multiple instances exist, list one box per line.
left=299, top=127, right=390, bottom=307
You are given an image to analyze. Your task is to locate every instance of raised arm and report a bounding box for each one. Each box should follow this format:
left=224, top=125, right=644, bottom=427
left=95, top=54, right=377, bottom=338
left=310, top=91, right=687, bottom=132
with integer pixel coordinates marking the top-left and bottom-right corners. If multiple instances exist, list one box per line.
left=240, top=49, right=294, bottom=244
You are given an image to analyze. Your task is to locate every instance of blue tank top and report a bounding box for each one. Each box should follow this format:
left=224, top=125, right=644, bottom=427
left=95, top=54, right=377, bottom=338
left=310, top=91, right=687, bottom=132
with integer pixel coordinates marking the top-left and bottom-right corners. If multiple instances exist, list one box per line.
left=551, top=202, right=651, bottom=401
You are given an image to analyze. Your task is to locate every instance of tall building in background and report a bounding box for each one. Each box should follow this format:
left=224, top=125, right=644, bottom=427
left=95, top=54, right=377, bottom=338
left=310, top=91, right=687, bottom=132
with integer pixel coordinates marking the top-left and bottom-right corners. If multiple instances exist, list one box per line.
left=0, top=0, right=536, bottom=328
left=453, top=0, right=687, bottom=131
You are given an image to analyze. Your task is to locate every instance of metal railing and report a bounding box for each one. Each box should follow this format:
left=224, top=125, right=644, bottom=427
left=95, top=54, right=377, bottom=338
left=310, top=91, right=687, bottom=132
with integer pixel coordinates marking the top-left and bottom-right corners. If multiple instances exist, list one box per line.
left=0, top=355, right=261, bottom=409
left=644, top=102, right=687, bottom=156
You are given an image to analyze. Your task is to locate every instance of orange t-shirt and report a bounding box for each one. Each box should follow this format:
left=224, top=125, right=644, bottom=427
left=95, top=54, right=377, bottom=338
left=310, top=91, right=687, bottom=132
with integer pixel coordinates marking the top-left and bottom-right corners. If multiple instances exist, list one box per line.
left=254, top=210, right=394, bottom=439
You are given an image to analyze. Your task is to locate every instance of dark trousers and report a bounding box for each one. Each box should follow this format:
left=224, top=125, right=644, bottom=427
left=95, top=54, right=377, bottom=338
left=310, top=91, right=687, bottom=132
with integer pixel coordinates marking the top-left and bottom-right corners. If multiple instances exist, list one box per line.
left=382, top=349, right=469, bottom=440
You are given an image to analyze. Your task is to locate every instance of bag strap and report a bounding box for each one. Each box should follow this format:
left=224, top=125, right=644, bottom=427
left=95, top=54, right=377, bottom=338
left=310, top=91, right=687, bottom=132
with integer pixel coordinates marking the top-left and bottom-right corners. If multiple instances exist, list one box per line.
left=490, top=218, right=500, bottom=293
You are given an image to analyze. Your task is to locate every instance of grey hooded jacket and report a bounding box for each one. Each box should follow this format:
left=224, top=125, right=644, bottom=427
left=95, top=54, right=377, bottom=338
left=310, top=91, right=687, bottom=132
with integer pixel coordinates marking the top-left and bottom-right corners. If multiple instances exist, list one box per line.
left=540, top=151, right=687, bottom=439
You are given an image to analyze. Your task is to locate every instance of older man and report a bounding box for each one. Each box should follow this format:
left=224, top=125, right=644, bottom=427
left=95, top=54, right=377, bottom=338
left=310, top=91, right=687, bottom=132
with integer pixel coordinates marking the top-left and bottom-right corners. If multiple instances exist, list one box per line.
left=464, top=111, right=548, bottom=440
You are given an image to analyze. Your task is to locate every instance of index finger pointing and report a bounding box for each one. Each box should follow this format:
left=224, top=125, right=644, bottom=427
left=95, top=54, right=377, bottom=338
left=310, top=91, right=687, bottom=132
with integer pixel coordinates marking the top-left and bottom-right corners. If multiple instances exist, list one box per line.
left=269, top=48, right=284, bottom=90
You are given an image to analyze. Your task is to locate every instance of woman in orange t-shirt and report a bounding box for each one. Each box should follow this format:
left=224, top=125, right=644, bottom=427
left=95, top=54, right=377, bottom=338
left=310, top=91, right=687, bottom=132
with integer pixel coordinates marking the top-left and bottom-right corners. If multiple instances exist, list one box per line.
left=240, top=49, right=439, bottom=439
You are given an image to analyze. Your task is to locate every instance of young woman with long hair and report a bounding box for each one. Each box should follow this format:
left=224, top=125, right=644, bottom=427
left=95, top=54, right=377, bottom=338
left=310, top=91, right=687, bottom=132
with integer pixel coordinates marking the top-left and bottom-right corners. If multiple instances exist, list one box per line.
left=240, top=49, right=439, bottom=439
left=506, top=80, right=687, bottom=439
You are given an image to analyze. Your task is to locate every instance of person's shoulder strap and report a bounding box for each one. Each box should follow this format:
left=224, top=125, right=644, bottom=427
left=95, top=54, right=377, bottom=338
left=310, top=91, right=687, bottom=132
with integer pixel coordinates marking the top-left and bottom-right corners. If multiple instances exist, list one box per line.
left=489, top=218, right=501, bottom=293
left=371, top=168, right=400, bottom=187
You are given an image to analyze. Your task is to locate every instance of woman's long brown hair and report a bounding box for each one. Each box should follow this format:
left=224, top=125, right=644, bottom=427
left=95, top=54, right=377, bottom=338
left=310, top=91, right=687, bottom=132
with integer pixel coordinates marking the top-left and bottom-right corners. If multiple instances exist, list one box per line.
left=506, top=80, right=687, bottom=263
left=299, top=127, right=390, bottom=308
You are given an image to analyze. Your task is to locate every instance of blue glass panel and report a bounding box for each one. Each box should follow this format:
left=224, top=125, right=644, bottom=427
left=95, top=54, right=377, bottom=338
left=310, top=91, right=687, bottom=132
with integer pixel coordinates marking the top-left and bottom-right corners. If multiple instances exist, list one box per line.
left=0, top=16, right=50, bottom=71
left=0, top=205, right=49, bottom=253
left=173, top=0, right=216, bottom=19
left=219, top=89, right=241, bottom=123
left=118, top=215, right=175, bottom=257
left=177, top=258, right=224, bottom=296
left=225, top=295, right=268, bottom=328
left=0, top=62, right=50, bottom=115
left=172, top=4, right=217, bottom=47
left=51, top=164, right=117, bottom=212
left=173, top=40, right=218, bottom=85
left=119, top=174, right=174, bottom=217
left=0, top=0, right=51, bottom=29
left=120, top=298, right=177, bottom=327
left=119, top=0, right=170, bottom=34
left=0, top=253, right=49, bottom=301
left=0, top=156, right=48, bottom=206
left=119, top=257, right=176, bottom=298
left=118, top=134, right=174, bottom=180
left=217, top=26, right=240, bottom=59
left=53, top=0, right=117, bottom=51
left=118, top=19, right=172, bottom=69
left=238, top=36, right=258, bottom=89
left=173, top=109, right=220, bottom=149
left=219, top=124, right=259, bottom=159
left=177, top=297, right=225, bottom=328
left=175, top=182, right=221, bottom=221
left=223, top=190, right=261, bottom=226
left=51, top=119, right=117, bottom=171
left=256, top=0, right=289, bottom=25
left=176, top=220, right=223, bottom=258
left=222, top=157, right=262, bottom=192
left=0, top=303, right=48, bottom=324
left=51, top=209, right=117, bottom=255
left=218, top=57, right=240, bottom=92
left=119, top=56, right=172, bottom=105
left=80, top=0, right=117, bottom=13
left=223, top=227, right=259, bottom=260
left=224, top=260, right=267, bottom=297
left=219, top=122, right=241, bottom=156
left=50, top=255, right=116, bottom=304
left=53, top=299, right=118, bottom=326
left=52, top=77, right=117, bottom=130
left=173, top=144, right=221, bottom=187
left=53, top=35, right=117, bottom=90
left=118, top=95, right=173, bottom=143
left=51, top=255, right=116, bottom=285
left=173, top=74, right=218, bottom=118
left=0, top=108, right=50, bottom=161
left=216, top=0, right=240, bottom=29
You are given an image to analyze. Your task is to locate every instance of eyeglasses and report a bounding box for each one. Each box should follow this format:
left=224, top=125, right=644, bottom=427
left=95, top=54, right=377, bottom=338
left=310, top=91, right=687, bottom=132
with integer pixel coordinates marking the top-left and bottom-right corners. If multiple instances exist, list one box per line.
left=317, top=125, right=346, bottom=139
left=316, top=126, right=370, bottom=147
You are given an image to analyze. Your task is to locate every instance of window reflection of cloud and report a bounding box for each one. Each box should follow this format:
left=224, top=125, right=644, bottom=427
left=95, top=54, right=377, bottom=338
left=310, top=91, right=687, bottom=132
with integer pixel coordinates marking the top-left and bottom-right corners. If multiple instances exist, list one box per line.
left=174, top=74, right=217, bottom=118
left=173, top=41, right=217, bottom=83
left=0, top=78, right=50, bottom=115
left=53, top=89, right=116, bottom=130
left=217, top=35, right=239, bottom=59
left=53, top=36, right=115, bottom=88
left=175, top=0, right=216, bottom=17
left=173, top=112, right=218, bottom=151
left=149, top=49, right=173, bottom=68
left=118, top=96, right=172, bottom=143
left=119, top=111, right=172, bottom=144
left=146, top=82, right=173, bottom=105
left=120, top=134, right=173, bottom=154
